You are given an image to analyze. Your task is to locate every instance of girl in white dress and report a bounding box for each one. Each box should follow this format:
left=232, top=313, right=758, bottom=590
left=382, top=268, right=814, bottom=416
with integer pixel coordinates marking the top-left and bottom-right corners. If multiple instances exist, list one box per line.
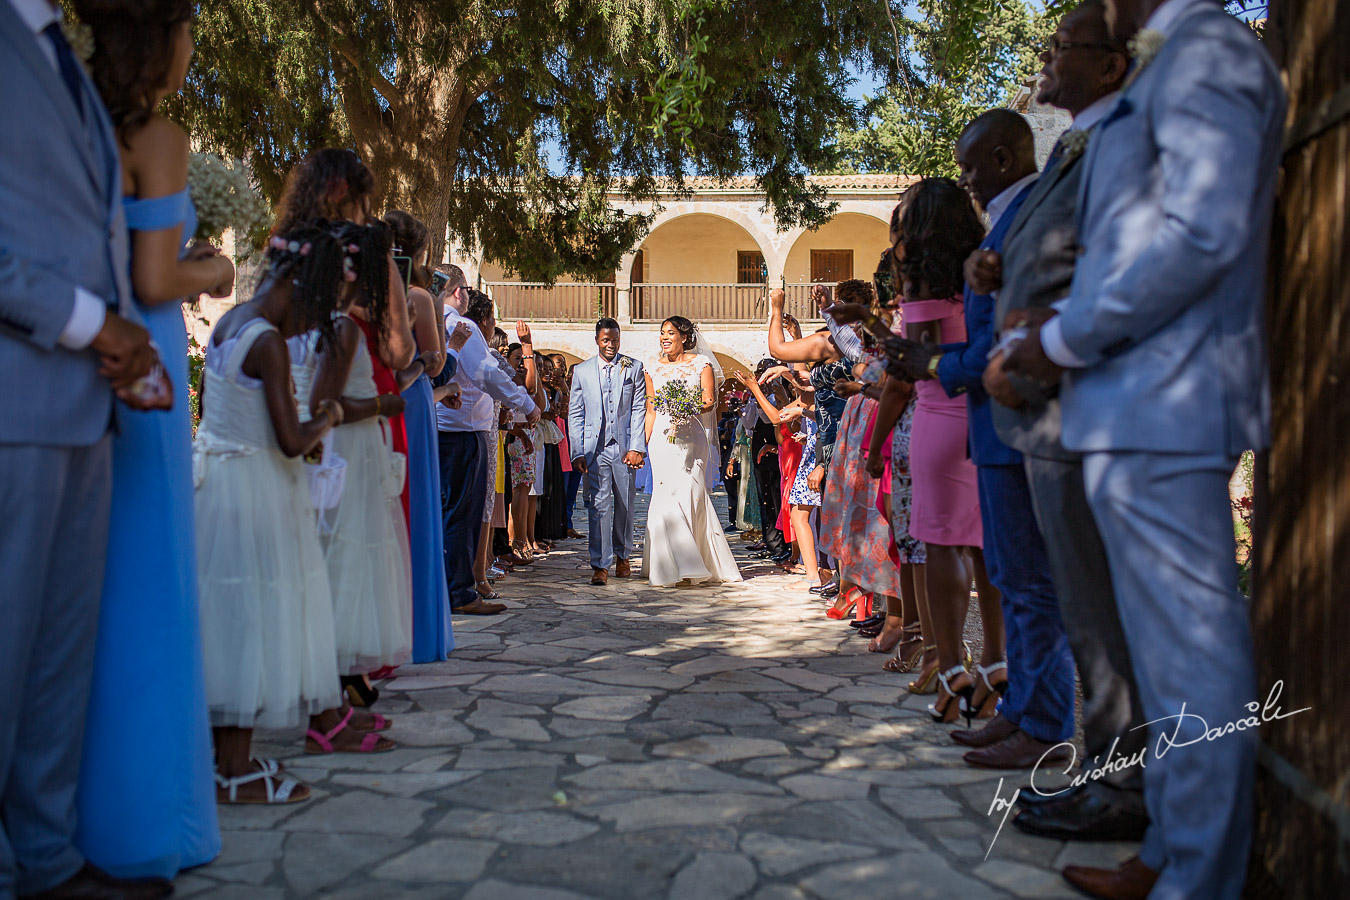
left=196, top=224, right=391, bottom=807
left=291, top=222, right=413, bottom=686
left=642, top=317, right=743, bottom=587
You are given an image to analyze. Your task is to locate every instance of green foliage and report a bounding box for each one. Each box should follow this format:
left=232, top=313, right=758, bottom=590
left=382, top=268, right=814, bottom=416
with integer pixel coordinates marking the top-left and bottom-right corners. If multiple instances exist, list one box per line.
left=172, top=0, right=908, bottom=283
left=187, top=333, right=206, bottom=434
left=831, top=0, right=1058, bottom=178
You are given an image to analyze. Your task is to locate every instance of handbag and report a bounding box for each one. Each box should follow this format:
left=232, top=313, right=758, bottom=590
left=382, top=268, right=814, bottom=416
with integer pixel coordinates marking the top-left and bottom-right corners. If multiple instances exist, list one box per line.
left=381, top=419, right=407, bottom=499
left=306, top=439, right=348, bottom=534
left=537, top=418, right=564, bottom=445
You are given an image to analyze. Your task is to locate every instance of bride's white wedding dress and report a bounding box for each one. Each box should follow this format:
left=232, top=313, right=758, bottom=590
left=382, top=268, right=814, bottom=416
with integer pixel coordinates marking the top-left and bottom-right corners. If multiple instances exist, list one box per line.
left=642, top=354, right=743, bottom=587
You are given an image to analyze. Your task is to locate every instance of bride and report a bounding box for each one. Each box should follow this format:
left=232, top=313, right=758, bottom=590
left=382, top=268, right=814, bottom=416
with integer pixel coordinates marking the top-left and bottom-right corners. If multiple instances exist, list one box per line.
left=641, top=316, right=743, bottom=587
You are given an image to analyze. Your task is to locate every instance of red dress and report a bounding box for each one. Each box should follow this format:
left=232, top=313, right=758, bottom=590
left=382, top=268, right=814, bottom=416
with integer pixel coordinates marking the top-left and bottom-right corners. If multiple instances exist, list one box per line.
left=353, top=316, right=410, bottom=527
left=775, top=422, right=804, bottom=542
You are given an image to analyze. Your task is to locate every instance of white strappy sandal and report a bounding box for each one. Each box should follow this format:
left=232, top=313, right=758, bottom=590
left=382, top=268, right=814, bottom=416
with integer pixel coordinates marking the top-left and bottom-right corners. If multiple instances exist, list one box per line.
left=215, top=767, right=307, bottom=805
left=960, top=660, right=1009, bottom=719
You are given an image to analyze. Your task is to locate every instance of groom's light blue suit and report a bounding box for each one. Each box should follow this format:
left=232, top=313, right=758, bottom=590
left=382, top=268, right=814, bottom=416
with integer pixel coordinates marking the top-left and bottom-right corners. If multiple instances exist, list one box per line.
left=568, top=353, right=647, bottom=571
left=0, top=1, right=135, bottom=894
left=1052, top=2, right=1285, bottom=896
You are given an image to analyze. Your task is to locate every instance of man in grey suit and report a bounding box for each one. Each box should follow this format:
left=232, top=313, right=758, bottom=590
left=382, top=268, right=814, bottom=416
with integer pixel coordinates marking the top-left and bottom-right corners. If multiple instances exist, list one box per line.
left=568, top=318, right=647, bottom=586
left=1005, top=0, right=1286, bottom=896
left=971, top=1, right=1148, bottom=844
left=1, top=1, right=165, bottom=897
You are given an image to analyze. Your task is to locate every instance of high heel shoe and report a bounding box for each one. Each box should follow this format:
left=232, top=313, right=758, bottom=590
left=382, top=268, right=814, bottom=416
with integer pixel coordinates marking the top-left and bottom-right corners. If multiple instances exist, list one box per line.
left=854, top=591, right=874, bottom=622
left=825, top=591, right=858, bottom=620
left=341, top=674, right=379, bottom=708
left=928, top=666, right=975, bottom=725
left=960, top=661, right=1009, bottom=720
left=905, top=647, right=939, bottom=692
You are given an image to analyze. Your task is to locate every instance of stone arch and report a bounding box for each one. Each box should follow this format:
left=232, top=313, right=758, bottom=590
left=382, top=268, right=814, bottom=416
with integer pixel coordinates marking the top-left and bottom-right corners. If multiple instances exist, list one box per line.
left=618, top=206, right=780, bottom=286
left=781, top=211, right=893, bottom=288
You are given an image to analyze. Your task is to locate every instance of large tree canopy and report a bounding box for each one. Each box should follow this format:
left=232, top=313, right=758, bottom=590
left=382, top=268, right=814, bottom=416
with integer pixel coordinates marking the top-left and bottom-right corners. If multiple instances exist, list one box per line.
left=830, top=0, right=1052, bottom=179
left=170, top=0, right=909, bottom=281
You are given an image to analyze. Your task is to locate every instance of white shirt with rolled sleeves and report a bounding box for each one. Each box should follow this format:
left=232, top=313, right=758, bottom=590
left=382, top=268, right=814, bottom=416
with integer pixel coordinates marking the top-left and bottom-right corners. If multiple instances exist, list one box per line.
left=436, top=307, right=536, bottom=432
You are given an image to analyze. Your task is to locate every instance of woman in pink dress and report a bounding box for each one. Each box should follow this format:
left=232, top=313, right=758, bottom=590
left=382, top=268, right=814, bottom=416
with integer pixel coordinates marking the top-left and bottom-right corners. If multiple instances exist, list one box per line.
left=890, top=179, right=1003, bottom=722
left=834, top=182, right=1004, bottom=720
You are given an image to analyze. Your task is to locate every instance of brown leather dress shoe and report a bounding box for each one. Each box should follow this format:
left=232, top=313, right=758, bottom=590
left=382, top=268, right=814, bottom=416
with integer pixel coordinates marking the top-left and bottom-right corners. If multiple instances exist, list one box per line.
left=22, top=863, right=173, bottom=900
left=951, top=712, right=1018, bottom=748
left=590, top=567, right=609, bottom=586
left=614, top=558, right=631, bottom=578
left=963, top=729, right=1074, bottom=770
left=456, top=598, right=507, bottom=615
left=1061, top=855, right=1159, bottom=900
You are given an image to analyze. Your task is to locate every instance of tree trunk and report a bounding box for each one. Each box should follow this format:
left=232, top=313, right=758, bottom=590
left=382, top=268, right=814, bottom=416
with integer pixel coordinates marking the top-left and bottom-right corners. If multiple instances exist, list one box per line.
left=321, top=9, right=473, bottom=264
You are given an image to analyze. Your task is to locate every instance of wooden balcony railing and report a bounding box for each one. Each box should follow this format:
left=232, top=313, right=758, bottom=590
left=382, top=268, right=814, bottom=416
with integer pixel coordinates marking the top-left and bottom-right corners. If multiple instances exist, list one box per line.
left=485, top=281, right=831, bottom=324
left=633, top=283, right=827, bottom=324
left=782, top=282, right=837, bottom=323
left=485, top=282, right=617, bottom=322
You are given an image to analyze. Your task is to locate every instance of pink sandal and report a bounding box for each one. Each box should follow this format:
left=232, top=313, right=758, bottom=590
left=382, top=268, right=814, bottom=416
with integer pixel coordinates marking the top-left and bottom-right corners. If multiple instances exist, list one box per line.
left=306, top=708, right=393, bottom=754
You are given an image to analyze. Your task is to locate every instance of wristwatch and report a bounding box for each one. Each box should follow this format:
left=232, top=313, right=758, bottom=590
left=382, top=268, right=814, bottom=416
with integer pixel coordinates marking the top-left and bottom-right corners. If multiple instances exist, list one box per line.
left=926, top=353, right=942, bottom=378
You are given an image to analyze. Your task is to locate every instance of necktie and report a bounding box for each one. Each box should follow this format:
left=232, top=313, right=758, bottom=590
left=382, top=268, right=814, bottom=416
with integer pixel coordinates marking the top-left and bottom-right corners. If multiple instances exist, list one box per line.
left=602, top=364, right=613, bottom=419
left=42, top=23, right=85, bottom=122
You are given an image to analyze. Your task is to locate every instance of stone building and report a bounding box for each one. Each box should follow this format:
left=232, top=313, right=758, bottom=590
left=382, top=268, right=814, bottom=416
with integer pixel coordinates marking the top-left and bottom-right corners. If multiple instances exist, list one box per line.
left=451, top=174, right=909, bottom=376
left=189, top=95, right=1066, bottom=378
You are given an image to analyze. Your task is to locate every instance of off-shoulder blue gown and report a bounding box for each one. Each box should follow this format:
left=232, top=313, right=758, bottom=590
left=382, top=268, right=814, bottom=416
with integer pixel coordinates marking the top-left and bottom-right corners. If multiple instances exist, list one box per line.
left=75, top=189, right=220, bottom=878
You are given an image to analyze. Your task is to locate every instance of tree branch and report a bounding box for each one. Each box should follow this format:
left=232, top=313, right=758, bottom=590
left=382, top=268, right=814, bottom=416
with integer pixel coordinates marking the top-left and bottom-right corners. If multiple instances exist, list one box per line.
left=305, top=0, right=400, bottom=107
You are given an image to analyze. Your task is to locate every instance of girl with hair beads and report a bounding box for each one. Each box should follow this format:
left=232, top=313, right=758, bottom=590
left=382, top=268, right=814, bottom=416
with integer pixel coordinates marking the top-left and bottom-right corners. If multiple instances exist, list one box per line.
left=276, top=150, right=417, bottom=536
left=290, top=221, right=414, bottom=703
left=195, top=224, right=391, bottom=808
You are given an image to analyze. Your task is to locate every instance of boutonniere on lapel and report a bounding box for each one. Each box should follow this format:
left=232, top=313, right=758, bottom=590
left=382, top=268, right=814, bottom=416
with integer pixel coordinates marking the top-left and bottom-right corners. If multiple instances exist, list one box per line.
left=1126, top=29, right=1166, bottom=81
left=1060, top=129, right=1091, bottom=159
left=618, top=357, right=633, bottom=372
left=62, top=20, right=96, bottom=65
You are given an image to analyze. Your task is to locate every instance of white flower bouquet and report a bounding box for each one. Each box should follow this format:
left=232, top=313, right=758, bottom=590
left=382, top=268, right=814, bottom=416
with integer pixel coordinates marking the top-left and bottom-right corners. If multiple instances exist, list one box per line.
left=186, top=152, right=267, bottom=243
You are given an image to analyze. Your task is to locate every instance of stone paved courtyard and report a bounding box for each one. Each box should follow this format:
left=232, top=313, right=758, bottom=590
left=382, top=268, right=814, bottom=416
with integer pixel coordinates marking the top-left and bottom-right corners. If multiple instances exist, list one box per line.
left=178, top=494, right=1138, bottom=899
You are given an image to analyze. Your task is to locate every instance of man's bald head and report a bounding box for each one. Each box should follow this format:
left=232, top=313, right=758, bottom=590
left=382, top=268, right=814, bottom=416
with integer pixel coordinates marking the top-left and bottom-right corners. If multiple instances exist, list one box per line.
left=955, top=109, right=1038, bottom=211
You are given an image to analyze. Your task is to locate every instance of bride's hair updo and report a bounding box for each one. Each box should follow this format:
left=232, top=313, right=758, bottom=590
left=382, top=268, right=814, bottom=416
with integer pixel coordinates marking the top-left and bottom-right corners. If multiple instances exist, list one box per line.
left=661, top=316, right=698, bottom=354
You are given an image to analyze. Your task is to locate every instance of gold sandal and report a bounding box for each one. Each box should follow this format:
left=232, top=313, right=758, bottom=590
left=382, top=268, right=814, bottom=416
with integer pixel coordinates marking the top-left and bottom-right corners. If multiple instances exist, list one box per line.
left=905, top=646, right=939, bottom=693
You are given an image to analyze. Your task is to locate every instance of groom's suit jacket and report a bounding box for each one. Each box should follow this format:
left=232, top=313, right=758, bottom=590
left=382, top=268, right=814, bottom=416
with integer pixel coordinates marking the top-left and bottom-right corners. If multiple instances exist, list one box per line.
left=1055, top=1, right=1285, bottom=456
left=0, top=2, right=133, bottom=446
left=567, top=354, right=648, bottom=466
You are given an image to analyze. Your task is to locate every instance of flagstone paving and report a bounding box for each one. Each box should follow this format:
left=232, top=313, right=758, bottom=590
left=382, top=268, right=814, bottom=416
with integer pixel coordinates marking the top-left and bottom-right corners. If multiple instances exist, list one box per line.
left=180, top=495, right=1137, bottom=899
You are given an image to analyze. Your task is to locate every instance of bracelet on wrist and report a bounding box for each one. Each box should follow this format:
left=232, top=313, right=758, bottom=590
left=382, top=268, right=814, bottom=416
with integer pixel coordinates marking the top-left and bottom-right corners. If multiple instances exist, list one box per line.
left=374, top=395, right=383, bottom=417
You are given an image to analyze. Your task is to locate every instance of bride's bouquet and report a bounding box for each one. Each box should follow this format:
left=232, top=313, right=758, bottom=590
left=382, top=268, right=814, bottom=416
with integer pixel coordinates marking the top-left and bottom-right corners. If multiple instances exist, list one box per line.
left=186, top=152, right=267, bottom=242
left=650, top=380, right=705, bottom=443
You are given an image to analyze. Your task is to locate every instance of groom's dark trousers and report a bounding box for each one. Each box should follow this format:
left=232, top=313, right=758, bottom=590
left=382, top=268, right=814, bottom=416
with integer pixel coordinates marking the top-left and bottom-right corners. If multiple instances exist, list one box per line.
left=585, top=442, right=635, bottom=571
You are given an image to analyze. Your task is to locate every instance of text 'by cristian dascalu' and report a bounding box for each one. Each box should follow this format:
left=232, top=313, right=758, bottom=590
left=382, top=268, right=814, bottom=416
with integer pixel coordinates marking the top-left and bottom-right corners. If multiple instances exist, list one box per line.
left=981, top=680, right=1310, bottom=858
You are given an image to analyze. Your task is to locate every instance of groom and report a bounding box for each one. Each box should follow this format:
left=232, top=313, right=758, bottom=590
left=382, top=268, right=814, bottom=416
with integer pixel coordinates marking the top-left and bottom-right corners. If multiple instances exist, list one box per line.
left=568, top=318, right=647, bottom=586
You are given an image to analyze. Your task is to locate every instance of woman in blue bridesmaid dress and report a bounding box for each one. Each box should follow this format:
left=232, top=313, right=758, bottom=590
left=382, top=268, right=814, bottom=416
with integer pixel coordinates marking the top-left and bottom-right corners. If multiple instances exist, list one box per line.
left=73, top=1, right=231, bottom=877
left=384, top=211, right=460, bottom=663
